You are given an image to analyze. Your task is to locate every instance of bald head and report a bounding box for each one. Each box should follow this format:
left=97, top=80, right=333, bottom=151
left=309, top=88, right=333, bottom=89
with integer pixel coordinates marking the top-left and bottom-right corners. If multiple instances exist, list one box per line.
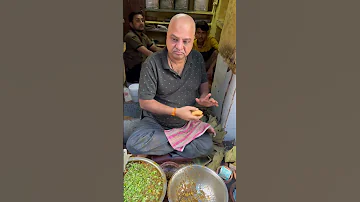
left=166, top=14, right=196, bottom=61
left=168, top=14, right=196, bottom=35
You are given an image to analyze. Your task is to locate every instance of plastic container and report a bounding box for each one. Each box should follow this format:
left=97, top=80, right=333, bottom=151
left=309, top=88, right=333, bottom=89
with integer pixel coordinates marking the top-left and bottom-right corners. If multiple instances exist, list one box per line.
left=175, top=0, right=189, bottom=10
left=160, top=0, right=174, bottom=9
left=194, top=0, right=209, bottom=11
left=123, top=87, right=132, bottom=102
left=216, top=165, right=234, bottom=184
left=131, top=96, right=139, bottom=102
left=128, top=84, right=139, bottom=102
left=145, top=0, right=159, bottom=9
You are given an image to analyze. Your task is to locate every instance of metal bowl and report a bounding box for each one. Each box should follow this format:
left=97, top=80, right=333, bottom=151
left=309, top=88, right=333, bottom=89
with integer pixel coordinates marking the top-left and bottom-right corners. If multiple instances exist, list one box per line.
left=167, top=165, right=229, bottom=202
left=126, top=157, right=167, bottom=202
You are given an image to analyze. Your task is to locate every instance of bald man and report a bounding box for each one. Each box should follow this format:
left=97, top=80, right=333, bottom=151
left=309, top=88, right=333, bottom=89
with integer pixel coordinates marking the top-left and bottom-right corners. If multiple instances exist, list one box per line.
left=125, top=14, right=219, bottom=159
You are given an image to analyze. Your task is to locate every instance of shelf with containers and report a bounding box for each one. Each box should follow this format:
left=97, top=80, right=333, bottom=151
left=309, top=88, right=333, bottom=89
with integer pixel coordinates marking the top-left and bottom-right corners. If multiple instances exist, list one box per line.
left=143, top=0, right=216, bottom=47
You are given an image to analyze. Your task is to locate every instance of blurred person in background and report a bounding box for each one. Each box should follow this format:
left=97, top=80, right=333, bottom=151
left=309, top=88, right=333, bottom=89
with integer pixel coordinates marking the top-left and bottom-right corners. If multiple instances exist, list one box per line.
left=193, top=21, right=219, bottom=84
left=123, top=11, right=162, bottom=86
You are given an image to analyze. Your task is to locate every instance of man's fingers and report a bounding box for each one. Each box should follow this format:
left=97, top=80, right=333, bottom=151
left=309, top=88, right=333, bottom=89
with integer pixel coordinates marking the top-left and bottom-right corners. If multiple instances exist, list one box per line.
left=209, top=98, right=218, bottom=105
left=189, top=114, right=202, bottom=121
left=205, top=93, right=212, bottom=100
left=209, top=98, right=218, bottom=102
left=194, top=114, right=203, bottom=120
left=208, top=127, right=215, bottom=133
left=209, top=98, right=219, bottom=106
left=195, top=98, right=203, bottom=104
left=187, top=106, right=199, bottom=111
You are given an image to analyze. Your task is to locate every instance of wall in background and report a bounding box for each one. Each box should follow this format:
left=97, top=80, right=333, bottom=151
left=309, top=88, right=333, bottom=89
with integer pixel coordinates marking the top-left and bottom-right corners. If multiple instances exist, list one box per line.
left=218, top=0, right=236, bottom=74
left=211, top=54, right=236, bottom=141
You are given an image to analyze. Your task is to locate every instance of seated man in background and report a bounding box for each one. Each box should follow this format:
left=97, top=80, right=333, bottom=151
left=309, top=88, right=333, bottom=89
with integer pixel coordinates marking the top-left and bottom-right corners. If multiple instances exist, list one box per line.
left=125, top=14, right=219, bottom=159
left=193, top=21, right=219, bottom=83
left=123, top=11, right=162, bottom=85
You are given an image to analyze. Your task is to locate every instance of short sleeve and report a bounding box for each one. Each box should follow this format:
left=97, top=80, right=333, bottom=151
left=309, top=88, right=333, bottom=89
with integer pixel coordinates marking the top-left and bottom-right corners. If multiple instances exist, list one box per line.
left=124, top=33, right=144, bottom=50
left=144, top=34, right=154, bottom=48
left=139, top=59, right=157, bottom=100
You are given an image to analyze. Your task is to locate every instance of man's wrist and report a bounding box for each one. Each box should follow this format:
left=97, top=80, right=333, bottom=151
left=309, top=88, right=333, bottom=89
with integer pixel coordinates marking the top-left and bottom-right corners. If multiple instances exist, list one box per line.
left=171, top=108, right=177, bottom=116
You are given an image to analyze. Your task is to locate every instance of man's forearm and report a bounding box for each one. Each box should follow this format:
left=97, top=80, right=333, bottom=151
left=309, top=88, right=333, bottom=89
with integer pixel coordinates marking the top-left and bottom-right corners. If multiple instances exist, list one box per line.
left=150, top=45, right=163, bottom=52
left=137, top=46, right=154, bottom=56
left=199, top=82, right=210, bottom=97
left=139, top=99, right=173, bottom=115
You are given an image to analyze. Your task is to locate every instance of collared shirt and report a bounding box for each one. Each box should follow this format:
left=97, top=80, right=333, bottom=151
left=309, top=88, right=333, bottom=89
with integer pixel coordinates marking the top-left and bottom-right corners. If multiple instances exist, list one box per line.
left=193, top=36, right=219, bottom=61
left=123, top=30, right=153, bottom=70
left=138, top=48, right=208, bottom=129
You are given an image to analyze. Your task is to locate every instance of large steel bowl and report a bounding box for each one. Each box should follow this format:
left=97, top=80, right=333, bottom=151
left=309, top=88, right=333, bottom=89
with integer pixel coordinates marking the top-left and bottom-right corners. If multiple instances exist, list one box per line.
left=167, top=165, right=229, bottom=202
left=125, top=157, right=167, bottom=202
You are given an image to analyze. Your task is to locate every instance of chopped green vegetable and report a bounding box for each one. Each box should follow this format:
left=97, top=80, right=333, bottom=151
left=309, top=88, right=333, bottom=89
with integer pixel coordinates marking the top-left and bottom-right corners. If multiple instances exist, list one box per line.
left=124, top=161, right=163, bottom=202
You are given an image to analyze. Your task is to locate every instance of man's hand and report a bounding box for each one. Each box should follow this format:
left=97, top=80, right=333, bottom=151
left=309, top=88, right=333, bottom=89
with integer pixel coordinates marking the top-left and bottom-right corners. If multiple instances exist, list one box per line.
left=207, top=126, right=215, bottom=134
left=176, top=106, right=203, bottom=121
left=196, top=93, right=219, bottom=107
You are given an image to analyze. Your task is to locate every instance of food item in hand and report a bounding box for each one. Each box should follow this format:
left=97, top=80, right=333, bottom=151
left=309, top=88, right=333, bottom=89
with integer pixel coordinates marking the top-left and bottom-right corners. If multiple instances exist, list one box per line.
left=191, top=110, right=203, bottom=116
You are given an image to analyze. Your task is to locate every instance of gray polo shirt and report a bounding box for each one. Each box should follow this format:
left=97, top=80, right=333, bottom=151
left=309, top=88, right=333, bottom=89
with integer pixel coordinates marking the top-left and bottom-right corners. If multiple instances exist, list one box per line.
left=139, top=48, right=208, bottom=129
